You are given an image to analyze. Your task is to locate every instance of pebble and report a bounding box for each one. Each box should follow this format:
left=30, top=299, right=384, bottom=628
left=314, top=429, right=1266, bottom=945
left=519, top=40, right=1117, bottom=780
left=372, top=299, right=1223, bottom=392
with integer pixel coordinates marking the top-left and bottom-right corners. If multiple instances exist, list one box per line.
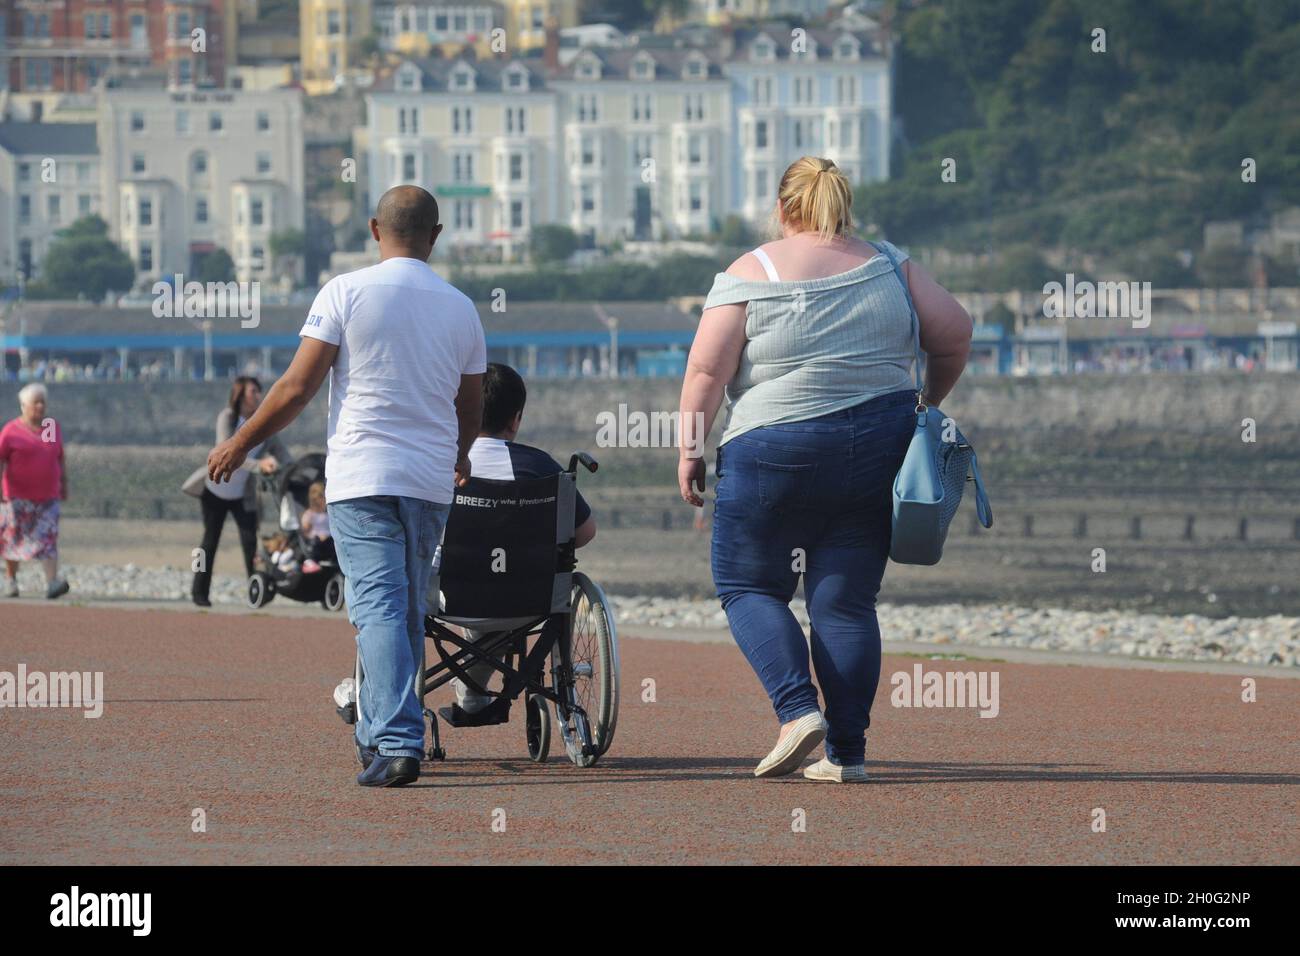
left=12, top=564, right=1297, bottom=669
left=607, top=595, right=1298, bottom=669
left=10, top=563, right=246, bottom=606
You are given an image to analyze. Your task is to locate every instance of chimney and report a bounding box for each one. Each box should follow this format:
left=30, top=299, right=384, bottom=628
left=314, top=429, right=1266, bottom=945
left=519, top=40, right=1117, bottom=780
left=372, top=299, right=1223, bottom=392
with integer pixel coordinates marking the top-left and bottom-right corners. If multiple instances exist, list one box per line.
left=719, top=13, right=736, bottom=59
left=543, top=16, right=560, bottom=72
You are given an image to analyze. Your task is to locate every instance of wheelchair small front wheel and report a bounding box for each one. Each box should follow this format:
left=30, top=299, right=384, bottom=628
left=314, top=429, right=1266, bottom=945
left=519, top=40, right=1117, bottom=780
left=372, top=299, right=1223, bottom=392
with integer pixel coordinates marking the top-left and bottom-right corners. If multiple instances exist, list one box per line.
left=524, top=692, right=550, bottom=763
left=321, top=573, right=346, bottom=612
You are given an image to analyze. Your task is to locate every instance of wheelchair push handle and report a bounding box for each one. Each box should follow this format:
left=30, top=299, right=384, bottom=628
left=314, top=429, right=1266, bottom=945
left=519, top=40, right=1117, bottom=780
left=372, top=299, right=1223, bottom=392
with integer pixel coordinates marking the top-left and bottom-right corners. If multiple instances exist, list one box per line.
left=568, top=452, right=598, bottom=474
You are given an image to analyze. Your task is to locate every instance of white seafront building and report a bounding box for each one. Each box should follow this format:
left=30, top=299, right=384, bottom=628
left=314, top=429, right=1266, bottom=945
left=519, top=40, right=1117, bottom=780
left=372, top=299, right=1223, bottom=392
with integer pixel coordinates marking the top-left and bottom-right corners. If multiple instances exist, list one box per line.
left=362, top=56, right=561, bottom=261
left=552, top=43, right=734, bottom=243
left=0, top=122, right=102, bottom=283
left=727, top=27, right=890, bottom=222
left=96, top=87, right=306, bottom=284
left=361, top=24, right=891, bottom=256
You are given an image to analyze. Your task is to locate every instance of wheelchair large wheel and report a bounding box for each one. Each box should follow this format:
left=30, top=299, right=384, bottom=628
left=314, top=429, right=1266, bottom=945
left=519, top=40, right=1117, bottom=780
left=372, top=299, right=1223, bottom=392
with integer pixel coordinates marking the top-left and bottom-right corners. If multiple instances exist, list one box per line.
left=248, top=572, right=276, bottom=609
left=551, top=572, right=618, bottom=766
left=525, top=692, right=550, bottom=763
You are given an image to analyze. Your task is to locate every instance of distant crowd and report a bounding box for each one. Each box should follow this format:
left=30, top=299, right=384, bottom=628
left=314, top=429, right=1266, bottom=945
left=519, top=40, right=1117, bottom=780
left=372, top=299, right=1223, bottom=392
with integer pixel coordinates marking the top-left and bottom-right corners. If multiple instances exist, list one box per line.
left=3, top=350, right=1278, bottom=385
left=2, top=359, right=261, bottom=384
left=1071, top=347, right=1269, bottom=374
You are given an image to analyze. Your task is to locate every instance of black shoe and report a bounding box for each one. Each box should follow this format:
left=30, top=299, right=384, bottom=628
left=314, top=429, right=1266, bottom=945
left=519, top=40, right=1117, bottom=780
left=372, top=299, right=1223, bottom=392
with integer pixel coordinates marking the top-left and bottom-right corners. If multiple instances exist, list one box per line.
left=438, top=698, right=511, bottom=728
left=192, top=595, right=211, bottom=608
left=357, top=754, right=419, bottom=787
left=46, top=578, right=70, bottom=600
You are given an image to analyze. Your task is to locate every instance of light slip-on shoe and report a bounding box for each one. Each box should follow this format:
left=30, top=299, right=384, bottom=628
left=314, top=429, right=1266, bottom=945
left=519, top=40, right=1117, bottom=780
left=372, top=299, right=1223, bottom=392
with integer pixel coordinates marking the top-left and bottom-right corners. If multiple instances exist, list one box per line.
left=803, top=757, right=867, bottom=783
left=754, top=712, right=828, bottom=778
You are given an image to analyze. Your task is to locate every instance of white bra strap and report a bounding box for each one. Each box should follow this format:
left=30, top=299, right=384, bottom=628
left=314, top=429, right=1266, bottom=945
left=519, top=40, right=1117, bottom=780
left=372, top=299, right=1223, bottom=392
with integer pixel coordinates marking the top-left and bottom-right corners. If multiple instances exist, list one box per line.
left=750, top=247, right=780, bottom=283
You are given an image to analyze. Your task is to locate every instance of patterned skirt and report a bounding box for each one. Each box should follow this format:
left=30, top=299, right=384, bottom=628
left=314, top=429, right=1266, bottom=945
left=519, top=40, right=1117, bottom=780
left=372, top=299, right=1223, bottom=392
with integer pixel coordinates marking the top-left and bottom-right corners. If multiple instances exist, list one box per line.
left=0, top=499, right=60, bottom=561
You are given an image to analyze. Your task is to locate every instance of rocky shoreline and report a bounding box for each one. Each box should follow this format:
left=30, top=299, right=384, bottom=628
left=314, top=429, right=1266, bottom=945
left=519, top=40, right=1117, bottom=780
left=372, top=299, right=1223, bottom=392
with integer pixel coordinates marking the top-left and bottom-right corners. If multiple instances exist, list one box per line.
left=11, top=563, right=1296, bottom=669
left=612, top=595, right=1298, bottom=668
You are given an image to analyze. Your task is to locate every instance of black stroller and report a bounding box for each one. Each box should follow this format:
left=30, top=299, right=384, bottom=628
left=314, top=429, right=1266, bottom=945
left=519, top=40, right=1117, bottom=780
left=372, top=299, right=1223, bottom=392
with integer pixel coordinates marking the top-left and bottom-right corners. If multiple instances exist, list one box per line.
left=247, top=453, right=345, bottom=612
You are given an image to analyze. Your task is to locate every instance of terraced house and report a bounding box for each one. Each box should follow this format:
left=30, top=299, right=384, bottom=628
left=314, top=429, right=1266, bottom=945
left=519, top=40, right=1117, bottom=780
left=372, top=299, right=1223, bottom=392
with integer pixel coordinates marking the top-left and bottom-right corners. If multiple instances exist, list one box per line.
left=0, top=121, right=100, bottom=282
left=299, top=0, right=373, bottom=92
left=361, top=24, right=890, bottom=257
left=373, top=0, right=504, bottom=58
left=727, top=26, right=891, bottom=221
left=97, top=86, right=305, bottom=283
left=0, top=0, right=239, bottom=92
left=362, top=55, right=560, bottom=261
left=499, top=0, right=578, bottom=51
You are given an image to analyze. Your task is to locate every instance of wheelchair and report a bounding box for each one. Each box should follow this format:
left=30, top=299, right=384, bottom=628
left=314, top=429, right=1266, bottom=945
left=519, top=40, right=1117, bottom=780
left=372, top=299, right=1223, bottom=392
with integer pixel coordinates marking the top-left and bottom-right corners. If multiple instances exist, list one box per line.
left=348, top=453, right=619, bottom=768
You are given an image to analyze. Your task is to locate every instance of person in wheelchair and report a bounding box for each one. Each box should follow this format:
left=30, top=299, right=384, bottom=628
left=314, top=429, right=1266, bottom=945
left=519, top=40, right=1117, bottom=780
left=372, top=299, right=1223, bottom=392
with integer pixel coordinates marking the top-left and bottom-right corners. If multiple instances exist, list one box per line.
left=445, top=362, right=596, bottom=724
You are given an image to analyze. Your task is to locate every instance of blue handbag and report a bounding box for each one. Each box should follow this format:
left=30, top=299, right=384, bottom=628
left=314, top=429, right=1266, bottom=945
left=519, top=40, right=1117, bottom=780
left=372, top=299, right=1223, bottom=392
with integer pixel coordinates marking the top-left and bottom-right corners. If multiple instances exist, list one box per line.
left=871, top=242, right=993, bottom=566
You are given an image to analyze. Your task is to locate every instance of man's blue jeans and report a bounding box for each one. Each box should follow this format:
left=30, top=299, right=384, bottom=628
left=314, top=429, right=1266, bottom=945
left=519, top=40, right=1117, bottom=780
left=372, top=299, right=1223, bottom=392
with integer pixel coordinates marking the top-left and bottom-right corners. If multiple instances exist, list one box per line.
left=329, top=495, right=450, bottom=759
left=710, top=390, right=915, bottom=765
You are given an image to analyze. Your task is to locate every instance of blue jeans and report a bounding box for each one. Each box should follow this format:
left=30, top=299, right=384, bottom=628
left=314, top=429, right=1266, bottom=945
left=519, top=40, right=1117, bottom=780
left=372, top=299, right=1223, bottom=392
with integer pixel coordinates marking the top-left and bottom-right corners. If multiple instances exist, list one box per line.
left=329, top=495, right=450, bottom=759
left=711, top=390, right=916, bottom=765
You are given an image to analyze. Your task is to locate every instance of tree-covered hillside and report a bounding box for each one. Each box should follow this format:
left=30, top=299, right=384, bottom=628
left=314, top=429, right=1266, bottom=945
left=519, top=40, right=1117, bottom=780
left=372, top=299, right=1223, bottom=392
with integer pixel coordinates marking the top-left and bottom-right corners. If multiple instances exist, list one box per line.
left=863, top=0, right=1300, bottom=287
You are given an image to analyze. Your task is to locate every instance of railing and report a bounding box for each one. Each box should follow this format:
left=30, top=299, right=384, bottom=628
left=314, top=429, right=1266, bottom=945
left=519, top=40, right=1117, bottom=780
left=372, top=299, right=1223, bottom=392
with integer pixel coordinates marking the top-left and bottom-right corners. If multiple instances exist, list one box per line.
left=955, top=510, right=1300, bottom=544
left=59, top=496, right=1300, bottom=545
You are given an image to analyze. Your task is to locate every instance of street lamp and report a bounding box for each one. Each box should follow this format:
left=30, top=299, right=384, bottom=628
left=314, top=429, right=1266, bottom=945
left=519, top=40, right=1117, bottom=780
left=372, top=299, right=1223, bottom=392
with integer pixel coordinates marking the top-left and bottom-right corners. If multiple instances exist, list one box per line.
left=594, top=303, right=618, bottom=379
left=203, top=319, right=213, bottom=381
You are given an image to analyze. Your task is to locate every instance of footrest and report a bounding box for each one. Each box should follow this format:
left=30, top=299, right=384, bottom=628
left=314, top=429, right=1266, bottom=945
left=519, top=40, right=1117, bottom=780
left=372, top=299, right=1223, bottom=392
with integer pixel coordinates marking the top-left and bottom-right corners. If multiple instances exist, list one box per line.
left=437, top=701, right=511, bottom=728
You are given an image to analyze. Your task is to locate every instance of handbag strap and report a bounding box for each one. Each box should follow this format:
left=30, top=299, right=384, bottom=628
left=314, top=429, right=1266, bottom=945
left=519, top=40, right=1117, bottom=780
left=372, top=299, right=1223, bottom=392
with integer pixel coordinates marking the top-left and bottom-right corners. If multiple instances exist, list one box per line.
left=869, top=240, right=924, bottom=397
left=968, top=450, right=994, bottom=528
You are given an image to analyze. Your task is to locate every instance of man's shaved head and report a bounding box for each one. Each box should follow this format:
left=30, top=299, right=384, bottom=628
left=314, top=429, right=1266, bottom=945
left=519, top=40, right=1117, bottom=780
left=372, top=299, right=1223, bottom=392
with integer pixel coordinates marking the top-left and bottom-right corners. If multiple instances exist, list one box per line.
left=375, top=185, right=440, bottom=242
left=371, top=185, right=442, bottom=261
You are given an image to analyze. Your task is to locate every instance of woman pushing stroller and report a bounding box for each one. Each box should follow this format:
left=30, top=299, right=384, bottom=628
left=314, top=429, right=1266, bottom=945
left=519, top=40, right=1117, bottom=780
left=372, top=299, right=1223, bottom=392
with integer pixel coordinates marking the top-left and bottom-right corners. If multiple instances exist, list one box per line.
left=187, top=377, right=288, bottom=608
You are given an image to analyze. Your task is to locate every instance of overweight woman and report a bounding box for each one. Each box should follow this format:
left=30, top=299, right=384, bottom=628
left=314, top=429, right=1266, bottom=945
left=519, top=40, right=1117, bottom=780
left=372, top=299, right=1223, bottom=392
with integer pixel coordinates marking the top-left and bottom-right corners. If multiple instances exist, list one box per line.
left=191, top=376, right=288, bottom=606
left=678, top=156, right=973, bottom=783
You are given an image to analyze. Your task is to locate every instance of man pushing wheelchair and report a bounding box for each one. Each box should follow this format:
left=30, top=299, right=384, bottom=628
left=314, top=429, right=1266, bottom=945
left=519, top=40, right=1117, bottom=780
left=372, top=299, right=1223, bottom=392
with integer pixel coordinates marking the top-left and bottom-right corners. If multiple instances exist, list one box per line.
left=209, top=186, right=486, bottom=787
left=338, top=361, right=616, bottom=772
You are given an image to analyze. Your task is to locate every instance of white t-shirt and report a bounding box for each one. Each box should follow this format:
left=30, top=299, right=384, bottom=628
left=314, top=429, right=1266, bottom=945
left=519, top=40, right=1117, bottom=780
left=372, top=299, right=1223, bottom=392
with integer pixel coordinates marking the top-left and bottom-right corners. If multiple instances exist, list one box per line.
left=299, top=257, right=486, bottom=506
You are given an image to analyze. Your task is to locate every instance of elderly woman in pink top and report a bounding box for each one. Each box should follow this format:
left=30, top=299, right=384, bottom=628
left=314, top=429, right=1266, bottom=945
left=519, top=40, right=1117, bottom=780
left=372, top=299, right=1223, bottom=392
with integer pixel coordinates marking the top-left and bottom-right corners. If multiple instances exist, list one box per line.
left=0, top=383, right=70, bottom=599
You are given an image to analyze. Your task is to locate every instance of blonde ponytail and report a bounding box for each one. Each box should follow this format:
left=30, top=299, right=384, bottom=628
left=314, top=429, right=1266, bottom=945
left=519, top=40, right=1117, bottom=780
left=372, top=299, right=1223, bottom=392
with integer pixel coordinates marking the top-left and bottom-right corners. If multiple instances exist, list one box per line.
left=777, top=156, right=854, bottom=241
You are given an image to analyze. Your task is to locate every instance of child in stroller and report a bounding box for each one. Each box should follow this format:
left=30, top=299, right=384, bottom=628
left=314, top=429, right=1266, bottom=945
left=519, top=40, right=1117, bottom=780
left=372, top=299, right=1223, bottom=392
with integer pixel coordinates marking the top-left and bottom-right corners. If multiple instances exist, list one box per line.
left=247, top=454, right=346, bottom=611
left=264, top=532, right=299, bottom=576
left=300, top=481, right=331, bottom=567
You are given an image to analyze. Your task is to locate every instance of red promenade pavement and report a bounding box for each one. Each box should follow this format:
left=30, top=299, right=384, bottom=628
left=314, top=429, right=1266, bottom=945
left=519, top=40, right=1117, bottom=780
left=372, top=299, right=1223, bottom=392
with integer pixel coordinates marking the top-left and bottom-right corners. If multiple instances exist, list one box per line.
left=1, top=605, right=1296, bottom=865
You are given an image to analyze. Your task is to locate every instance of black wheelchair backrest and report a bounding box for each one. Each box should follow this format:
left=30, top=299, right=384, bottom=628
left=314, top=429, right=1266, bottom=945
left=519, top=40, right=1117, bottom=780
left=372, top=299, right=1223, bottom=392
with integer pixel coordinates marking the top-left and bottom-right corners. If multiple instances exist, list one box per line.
left=435, top=473, right=576, bottom=620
